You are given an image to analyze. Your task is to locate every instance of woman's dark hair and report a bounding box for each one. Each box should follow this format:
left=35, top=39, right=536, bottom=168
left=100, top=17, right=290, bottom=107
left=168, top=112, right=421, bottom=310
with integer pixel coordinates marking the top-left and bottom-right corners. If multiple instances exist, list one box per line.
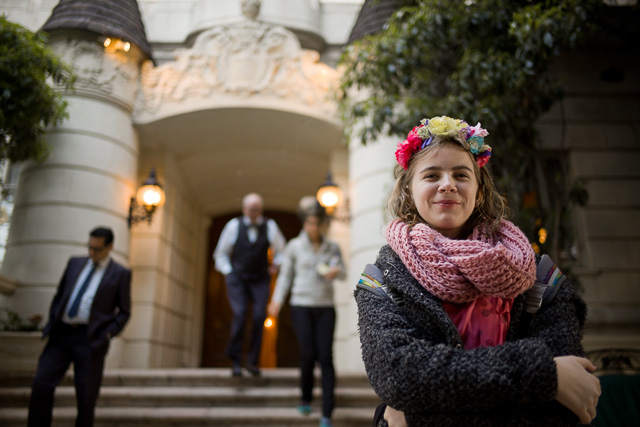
left=297, top=196, right=328, bottom=224
left=90, top=227, right=114, bottom=246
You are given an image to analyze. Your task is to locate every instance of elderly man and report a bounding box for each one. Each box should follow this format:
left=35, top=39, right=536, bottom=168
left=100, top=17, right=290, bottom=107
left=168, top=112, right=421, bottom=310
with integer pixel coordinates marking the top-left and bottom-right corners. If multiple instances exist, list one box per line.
left=214, top=193, right=286, bottom=376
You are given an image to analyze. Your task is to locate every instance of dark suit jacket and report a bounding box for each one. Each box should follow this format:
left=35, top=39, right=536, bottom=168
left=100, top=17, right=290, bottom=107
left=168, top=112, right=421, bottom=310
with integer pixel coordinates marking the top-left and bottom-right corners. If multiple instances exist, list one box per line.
left=43, top=256, right=132, bottom=352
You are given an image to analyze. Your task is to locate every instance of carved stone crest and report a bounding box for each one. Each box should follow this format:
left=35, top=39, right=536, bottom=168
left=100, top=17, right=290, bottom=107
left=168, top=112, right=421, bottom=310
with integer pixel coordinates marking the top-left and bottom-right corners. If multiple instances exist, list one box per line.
left=135, top=18, right=339, bottom=119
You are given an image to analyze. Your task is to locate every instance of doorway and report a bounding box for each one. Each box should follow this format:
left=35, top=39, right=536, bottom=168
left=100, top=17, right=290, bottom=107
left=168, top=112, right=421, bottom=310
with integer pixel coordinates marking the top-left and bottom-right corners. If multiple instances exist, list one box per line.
left=201, top=209, right=302, bottom=368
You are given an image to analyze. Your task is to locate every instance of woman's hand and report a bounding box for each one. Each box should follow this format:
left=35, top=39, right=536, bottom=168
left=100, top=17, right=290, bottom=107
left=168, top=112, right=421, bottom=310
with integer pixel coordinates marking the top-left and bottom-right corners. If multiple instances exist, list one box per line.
left=267, top=301, right=281, bottom=318
left=554, top=356, right=601, bottom=424
left=322, top=266, right=341, bottom=281
left=384, top=406, right=407, bottom=427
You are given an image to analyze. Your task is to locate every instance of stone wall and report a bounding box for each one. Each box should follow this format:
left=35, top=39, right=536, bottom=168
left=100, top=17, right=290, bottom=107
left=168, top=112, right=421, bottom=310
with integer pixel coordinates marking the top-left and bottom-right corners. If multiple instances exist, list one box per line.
left=125, top=154, right=208, bottom=368
left=538, top=45, right=640, bottom=350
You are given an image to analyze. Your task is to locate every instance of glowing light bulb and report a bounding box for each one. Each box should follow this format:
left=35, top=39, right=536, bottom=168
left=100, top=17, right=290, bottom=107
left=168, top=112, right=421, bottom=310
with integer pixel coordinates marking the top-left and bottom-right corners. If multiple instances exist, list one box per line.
left=538, top=228, right=547, bottom=244
left=142, top=189, right=162, bottom=206
left=321, top=192, right=339, bottom=208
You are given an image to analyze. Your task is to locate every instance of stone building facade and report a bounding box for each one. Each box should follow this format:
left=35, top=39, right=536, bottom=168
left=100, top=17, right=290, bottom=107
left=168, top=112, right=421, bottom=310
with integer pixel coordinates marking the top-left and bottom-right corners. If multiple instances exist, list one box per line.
left=0, top=0, right=638, bottom=373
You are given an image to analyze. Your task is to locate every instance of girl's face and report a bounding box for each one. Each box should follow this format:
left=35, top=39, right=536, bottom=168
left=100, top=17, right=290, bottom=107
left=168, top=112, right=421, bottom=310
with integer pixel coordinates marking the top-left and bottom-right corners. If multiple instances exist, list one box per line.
left=410, top=145, right=479, bottom=239
left=303, top=215, right=324, bottom=242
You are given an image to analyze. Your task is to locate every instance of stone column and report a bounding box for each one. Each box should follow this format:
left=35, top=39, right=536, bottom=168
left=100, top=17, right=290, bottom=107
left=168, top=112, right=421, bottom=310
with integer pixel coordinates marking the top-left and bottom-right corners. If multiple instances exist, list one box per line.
left=0, top=31, right=144, bottom=351
left=340, top=128, right=397, bottom=373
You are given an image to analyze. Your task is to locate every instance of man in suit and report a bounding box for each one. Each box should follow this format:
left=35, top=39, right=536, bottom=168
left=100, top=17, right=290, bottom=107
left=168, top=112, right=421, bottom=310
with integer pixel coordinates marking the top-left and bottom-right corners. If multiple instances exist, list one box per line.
left=214, top=193, right=286, bottom=377
left=28, top=227, right=131, bottom=427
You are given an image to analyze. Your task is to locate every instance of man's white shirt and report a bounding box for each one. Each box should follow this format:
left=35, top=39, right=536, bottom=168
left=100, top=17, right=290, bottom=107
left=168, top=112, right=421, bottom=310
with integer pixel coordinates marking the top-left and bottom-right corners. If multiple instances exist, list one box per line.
left=63, top=257, right=111, bottom=324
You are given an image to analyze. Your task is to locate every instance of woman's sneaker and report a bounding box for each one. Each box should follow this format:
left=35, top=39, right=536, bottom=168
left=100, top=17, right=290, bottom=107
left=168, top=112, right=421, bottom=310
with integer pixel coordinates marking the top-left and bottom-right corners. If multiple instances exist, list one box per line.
left=320, top=417, right=333, bottom=427
left=297, top=404, right=312, bottom=416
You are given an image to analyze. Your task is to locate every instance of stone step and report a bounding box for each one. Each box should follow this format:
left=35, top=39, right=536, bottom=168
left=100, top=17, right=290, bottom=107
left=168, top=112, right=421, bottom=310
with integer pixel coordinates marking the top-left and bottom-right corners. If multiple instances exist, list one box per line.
left=0, top=368, right=380, bottom=426
left=0, top=368, right=373, bottom=388
left=0, top=385, right=378, bottom=408
left=0, top=407, right=376, bottom=427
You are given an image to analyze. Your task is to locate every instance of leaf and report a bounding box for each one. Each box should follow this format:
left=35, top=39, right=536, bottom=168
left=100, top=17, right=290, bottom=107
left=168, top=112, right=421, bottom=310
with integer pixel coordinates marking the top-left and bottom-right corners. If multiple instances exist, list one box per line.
left=0, top=16, right=75, bottom=164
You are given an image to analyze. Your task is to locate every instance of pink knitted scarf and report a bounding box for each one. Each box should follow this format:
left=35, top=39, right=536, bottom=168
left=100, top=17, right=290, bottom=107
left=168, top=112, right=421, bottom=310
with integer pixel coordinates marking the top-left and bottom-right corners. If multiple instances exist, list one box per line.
left=386, top=219, right=536, bottom=304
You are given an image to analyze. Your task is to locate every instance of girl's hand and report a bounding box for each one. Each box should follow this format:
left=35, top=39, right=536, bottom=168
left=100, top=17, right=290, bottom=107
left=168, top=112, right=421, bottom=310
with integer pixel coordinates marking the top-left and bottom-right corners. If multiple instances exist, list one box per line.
left=384, top=406, right=407, bottom=427
left=267, top=301, right=281, bottom=318
left=554, top=356, right=601, bottom=424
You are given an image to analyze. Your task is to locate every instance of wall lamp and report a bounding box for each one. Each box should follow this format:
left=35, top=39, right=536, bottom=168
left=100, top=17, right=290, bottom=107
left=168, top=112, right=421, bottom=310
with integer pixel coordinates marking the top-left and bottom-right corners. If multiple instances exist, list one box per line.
left=316, top=172, right=349, bottom=222
left=128, top=168, right=165, bottom=228
left=98, top=36, right=131, bottom=53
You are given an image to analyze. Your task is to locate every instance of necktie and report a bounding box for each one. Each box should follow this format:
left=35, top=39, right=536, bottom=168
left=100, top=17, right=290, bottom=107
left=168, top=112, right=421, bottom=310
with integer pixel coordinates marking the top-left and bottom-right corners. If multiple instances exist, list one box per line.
left=68, top=262, right=97, bottom=318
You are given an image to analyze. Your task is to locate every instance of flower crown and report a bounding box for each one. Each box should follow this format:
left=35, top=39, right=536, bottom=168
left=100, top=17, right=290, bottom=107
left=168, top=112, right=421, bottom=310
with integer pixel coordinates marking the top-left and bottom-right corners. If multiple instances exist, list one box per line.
left=395, top=116, right=492, bottom=170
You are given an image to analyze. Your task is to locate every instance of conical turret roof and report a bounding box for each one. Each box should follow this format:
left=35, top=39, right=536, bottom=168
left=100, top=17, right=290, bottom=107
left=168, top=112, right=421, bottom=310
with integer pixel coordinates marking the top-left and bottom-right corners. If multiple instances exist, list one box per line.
left=40, top=0, right=154, bottom=63
left=347, top=0, right=398, bottom=44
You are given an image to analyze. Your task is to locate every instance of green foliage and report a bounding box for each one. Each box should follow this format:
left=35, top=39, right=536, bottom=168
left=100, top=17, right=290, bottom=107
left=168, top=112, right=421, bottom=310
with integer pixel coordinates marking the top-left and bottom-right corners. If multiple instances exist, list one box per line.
left=338, top=0, right=606, bottom=258
left=340, top=0, right=600, bottom=144
left=0, top=15, right=75, bottom=163
left=0, top=308, right=43, bottom=332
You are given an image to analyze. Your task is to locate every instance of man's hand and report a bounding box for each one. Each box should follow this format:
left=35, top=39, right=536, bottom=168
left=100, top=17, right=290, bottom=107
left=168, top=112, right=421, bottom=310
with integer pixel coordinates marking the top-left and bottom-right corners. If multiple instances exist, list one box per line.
left=554, top=356, right=601, bottom=424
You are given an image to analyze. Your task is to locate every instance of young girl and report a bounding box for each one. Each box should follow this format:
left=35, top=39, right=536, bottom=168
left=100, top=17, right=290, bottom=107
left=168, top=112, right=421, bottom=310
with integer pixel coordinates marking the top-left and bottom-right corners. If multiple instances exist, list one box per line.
left=269, top=197, right=345, bottom=427
left=355, top=116, right=601, bottom=426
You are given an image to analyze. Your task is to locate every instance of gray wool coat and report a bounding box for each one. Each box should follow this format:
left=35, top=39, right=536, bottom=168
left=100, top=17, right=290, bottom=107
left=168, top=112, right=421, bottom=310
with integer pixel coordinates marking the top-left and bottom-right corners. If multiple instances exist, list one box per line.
left=355, top=245, right=587, bottom=426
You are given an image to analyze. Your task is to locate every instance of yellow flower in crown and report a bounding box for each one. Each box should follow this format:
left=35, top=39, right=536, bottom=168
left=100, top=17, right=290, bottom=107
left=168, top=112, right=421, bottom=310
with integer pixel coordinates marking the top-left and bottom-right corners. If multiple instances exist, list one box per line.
left=427, top=116, right=468, bottom=137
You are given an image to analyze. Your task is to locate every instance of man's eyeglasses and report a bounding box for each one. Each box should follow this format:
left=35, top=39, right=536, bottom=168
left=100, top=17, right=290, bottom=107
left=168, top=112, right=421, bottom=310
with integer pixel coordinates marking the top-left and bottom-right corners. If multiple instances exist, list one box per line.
left=87, top=244, right=107, bottom=252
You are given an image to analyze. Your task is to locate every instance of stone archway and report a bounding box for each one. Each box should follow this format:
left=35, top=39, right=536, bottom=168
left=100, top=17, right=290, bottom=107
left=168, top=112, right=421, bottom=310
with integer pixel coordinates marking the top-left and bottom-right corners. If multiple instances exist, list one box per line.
left=126, top=9, right=347, bottom=368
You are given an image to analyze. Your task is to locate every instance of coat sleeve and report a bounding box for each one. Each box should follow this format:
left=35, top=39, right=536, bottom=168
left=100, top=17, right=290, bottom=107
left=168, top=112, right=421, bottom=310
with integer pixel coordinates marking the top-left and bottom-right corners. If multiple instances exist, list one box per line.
left=526, top=278, right=587, bottom=357
left=356, top=286, right=563, bottom=416
left=271, top=240, right=296, bottom=305
left=106, top=266, right=132, bottom=338
left=43, top=259, right=74, bottom=337
left=329, top=242, right=346, bottom=280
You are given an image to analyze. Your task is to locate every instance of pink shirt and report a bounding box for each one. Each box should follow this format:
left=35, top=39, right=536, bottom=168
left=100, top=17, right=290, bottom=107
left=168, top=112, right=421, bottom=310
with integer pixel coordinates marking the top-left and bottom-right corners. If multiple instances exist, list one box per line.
left=442, top=296, right=513, bottom=349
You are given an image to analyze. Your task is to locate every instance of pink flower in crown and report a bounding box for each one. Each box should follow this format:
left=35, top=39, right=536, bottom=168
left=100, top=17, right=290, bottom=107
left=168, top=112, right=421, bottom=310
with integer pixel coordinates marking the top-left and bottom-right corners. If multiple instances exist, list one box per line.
left=467, top=122, right=489, bottom=138
left=475, top=147, right=492, bottom=168
left=406, top=126, right=423, bottom=148
left=395, top=140, right=415, bottom=170
left=476, top=155, right=490, bottom=168
left=395, top=125, right=426, bottom=169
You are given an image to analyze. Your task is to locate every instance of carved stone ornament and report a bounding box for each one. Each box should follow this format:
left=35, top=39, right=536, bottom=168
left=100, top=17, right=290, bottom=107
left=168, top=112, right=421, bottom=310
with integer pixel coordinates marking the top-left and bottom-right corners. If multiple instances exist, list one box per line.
left=241, top=0, right=261, bottom=20
left=51, top=38, right=141, bottom=111
left=135, top=19, right=340, bottom=118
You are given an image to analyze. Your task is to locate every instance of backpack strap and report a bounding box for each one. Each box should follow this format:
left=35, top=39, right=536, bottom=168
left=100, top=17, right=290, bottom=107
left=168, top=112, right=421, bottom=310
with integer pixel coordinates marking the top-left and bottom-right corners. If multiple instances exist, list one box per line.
left=524, top=254, right=567, bottom=314
left=357, top=264, right=404, bottom=306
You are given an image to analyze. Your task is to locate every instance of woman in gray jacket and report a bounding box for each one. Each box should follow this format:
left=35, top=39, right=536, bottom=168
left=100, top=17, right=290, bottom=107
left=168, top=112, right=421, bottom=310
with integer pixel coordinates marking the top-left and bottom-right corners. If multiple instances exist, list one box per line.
left=269, top=197, right=346, bottom=427
left=355, top=116, right=601, bottom=426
